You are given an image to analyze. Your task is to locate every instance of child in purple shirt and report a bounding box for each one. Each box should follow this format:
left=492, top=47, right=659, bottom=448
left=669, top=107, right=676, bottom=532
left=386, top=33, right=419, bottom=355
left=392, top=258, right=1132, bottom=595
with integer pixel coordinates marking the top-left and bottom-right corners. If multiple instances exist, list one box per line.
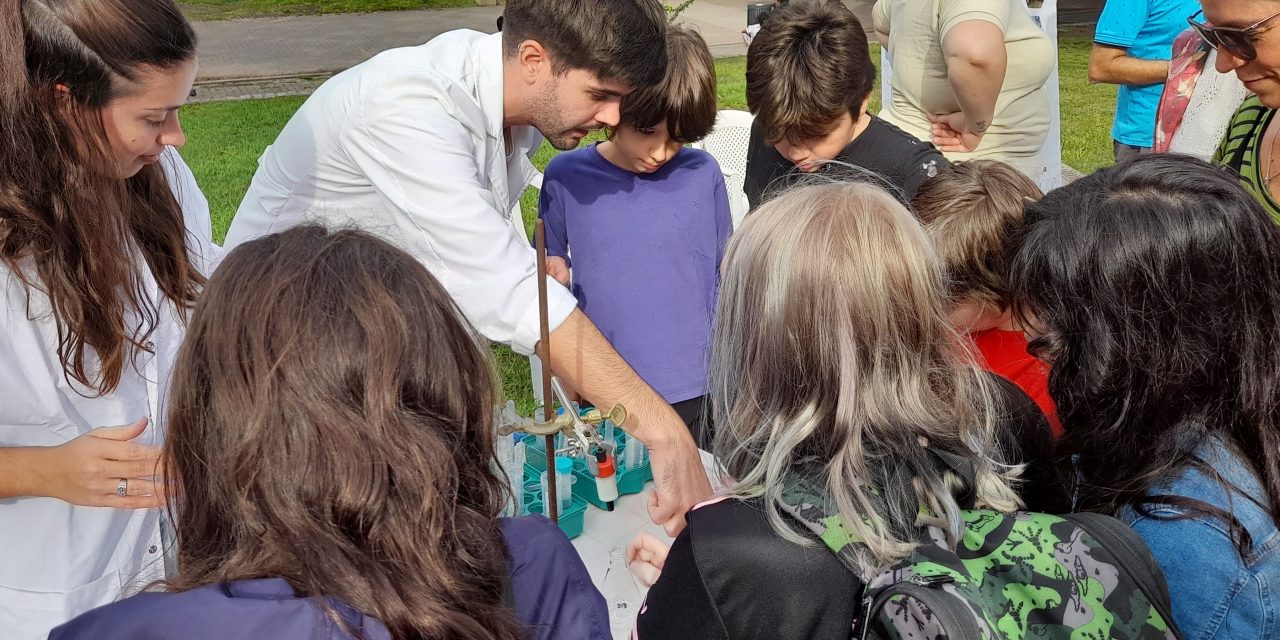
left=539, top=24, right=731, bottom=444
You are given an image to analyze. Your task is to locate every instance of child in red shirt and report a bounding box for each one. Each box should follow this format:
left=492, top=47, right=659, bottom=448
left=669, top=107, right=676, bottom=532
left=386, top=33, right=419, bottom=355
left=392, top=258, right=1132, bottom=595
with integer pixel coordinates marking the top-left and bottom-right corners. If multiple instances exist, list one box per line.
left=913, top=160, right=1061, bottom=437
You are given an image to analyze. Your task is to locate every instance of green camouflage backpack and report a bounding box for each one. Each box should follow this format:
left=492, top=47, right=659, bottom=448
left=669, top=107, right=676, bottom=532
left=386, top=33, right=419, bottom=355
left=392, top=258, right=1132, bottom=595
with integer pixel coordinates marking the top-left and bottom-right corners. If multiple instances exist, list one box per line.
left=777, top=479, right=1184, bottom=640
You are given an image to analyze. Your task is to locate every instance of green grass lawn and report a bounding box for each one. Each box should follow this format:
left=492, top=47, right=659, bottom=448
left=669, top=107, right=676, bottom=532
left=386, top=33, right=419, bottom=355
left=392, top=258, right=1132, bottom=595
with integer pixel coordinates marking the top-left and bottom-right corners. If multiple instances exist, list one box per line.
left=178, top=0, right=472, bottom=21
left=182, top=36, right=1117, bottom=412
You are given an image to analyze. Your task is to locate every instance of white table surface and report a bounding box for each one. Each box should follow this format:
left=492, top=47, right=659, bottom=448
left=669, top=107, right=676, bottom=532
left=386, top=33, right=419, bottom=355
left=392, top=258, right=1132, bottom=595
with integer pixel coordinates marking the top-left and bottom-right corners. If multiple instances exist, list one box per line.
left=568, top=451, right=724, bottom=639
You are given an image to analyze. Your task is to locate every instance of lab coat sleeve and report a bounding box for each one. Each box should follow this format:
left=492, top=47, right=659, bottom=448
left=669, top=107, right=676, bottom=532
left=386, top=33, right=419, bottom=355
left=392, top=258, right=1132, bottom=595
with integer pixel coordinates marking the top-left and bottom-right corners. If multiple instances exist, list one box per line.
left=341, top=90, right=577, bottom=355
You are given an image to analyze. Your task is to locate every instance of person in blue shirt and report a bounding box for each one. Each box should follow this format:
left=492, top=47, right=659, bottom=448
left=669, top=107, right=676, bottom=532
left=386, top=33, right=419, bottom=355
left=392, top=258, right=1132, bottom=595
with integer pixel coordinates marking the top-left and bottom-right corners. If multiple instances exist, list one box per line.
left=1009, top=155, right=1280, bottom=639
left=49, top=226, right=609, bottom=640
left=1089, top=0, right=1202, bottom=162
left=539, top=24, right=732, bottom=445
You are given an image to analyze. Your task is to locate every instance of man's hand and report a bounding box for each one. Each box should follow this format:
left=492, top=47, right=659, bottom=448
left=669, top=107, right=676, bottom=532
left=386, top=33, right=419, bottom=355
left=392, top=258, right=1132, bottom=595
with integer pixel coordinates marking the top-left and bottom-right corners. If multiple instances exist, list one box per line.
left=928, top=111, right=985, bottom=152
left=642, top=417, right=712, bottom=536
left=544, top=310, right=712, bottom=535
left=546, top=256, right=571, bottom=286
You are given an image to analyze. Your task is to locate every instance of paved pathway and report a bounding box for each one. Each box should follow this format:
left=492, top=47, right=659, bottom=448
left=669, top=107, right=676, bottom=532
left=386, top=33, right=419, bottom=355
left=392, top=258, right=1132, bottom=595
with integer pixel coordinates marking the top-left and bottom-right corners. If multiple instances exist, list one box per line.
left=194, top=0, right=751, bottom=81
left=193, top=0, right=1103, bottom=82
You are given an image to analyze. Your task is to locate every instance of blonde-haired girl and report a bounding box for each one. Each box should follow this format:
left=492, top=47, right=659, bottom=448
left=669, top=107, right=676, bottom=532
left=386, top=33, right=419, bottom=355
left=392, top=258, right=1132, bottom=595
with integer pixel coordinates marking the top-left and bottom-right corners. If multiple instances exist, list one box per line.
left=632, top=180, right=1031, bottom=639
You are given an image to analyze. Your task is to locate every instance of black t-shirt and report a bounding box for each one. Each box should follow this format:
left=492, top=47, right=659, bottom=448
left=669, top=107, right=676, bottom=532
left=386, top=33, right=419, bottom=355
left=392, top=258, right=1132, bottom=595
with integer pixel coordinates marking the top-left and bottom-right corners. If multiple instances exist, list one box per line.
left=635, top=374, right=1056, bottom=640
left=635, top=496, right=861, bottom=640
left=744, top=115, right=949, bottom=210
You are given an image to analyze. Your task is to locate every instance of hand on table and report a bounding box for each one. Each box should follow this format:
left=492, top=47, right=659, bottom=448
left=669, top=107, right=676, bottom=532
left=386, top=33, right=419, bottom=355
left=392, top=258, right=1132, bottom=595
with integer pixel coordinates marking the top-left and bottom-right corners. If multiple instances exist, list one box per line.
left=927, top=112, right=985, bottom=153
left=627, top=532, right=671, bottom=588
left=38, top=418, right=165, bottom=508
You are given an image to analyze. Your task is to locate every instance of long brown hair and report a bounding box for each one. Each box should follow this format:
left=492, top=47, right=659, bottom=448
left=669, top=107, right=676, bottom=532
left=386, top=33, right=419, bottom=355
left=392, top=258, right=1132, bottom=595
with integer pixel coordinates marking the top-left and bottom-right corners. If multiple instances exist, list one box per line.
left=0, top=0, right=203, bottom=393
left=163, top=226, right=524, bottom=640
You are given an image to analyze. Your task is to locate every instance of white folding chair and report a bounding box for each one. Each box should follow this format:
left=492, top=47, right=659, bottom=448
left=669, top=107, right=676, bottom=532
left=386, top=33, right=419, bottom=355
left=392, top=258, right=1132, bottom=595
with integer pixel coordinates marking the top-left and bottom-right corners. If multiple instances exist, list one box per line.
left=692, top=109, right=754, bottom=229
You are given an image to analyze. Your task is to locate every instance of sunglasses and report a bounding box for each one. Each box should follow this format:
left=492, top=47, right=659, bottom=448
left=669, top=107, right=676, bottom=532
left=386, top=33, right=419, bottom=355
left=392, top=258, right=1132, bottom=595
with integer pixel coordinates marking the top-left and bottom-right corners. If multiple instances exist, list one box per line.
left=1188, top=8, right=1280, bottom=62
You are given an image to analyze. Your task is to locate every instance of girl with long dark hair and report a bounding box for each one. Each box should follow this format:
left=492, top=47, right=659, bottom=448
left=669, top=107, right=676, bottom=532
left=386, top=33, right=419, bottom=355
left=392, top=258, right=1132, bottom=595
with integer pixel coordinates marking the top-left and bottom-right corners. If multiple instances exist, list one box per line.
left=0, top=0, right=213, bottom=635
left=1009, top=154, right=1280, bottom=639
left=50, top=226, right=608, bottom=640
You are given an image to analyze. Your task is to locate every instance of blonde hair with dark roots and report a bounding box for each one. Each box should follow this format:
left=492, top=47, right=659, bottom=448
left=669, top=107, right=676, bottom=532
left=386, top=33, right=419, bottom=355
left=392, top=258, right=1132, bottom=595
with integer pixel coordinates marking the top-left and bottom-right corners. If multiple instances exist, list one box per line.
left=711, top=181, right=1020, bottom=572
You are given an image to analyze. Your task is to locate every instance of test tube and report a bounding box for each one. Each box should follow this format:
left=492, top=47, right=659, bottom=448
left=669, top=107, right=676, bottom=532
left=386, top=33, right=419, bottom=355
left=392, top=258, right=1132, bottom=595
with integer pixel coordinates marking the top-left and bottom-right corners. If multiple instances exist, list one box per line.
left=495, top=417, right=519, bottom=516
left=624, top=437, right=646, bottom=471
left=539, top=470, right=550, bottom=512
left=555, top=456, right=574, bottom=512
left=513, top=438, right=526, bottom=515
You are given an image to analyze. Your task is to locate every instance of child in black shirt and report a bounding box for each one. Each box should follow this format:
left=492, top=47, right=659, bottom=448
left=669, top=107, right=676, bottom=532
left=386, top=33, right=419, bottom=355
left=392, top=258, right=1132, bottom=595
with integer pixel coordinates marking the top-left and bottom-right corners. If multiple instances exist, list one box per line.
left=743, top=1, right=947, bottom=208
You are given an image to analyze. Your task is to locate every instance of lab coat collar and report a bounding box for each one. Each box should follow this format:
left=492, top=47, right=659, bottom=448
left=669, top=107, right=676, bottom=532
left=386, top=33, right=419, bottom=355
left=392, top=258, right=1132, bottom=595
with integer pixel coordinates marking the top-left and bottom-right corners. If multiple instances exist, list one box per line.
left=473, top=31, right=507, bottom=146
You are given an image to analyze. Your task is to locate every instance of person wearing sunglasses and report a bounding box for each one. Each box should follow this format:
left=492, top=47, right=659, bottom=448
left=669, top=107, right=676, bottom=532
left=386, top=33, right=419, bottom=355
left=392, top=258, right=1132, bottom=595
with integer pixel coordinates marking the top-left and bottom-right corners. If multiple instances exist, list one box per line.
left=1088, top=0, right=1202, bottom=165
left=1204, top=1, right=1280, bottom=222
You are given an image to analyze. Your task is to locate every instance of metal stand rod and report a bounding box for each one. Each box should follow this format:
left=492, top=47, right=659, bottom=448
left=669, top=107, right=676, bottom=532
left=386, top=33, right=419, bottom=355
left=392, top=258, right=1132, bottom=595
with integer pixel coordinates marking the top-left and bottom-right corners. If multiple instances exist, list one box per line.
left=534, top=219, right=559, bottom=522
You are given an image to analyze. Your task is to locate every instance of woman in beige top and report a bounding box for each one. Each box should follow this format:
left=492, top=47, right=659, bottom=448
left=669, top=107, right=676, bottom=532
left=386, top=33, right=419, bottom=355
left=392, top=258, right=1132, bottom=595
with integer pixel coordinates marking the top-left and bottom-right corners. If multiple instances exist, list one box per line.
left=873, top=0, right=1055, bottom=180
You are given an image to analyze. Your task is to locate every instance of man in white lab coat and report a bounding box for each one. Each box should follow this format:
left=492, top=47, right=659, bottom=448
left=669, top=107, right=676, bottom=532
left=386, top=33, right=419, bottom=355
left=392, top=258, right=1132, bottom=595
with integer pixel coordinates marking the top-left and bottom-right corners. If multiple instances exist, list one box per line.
left=224, top=0, right=711, bottom=534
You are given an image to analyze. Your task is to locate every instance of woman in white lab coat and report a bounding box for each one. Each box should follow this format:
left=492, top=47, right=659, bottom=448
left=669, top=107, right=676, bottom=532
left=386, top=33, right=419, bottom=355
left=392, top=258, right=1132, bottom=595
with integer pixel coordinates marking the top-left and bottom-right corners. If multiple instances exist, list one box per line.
left=0, top=0, right=216, bottom=636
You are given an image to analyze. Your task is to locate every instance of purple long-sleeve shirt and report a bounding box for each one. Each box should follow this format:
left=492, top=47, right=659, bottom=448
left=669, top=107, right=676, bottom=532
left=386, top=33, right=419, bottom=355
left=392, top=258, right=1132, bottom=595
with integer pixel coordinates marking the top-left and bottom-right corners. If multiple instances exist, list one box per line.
left=49, top=516, right=608, bottom=640
left=539, top=144, right=732, bottom=403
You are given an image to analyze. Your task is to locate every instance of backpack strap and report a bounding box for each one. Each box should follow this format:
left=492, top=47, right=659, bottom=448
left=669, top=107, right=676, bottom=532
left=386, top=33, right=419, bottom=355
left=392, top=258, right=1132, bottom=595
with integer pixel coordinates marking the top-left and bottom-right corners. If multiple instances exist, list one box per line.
left=775, top=449, right=973, bottom=571
left=775, top=475, right=868, bottom=576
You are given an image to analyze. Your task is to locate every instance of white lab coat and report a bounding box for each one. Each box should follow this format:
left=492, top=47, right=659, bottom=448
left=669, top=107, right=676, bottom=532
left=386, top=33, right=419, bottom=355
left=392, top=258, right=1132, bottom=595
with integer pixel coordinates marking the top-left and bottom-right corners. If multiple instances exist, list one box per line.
left=224, top=30, right=578, bottom=355
left=0, top=149, right=216, bottom=639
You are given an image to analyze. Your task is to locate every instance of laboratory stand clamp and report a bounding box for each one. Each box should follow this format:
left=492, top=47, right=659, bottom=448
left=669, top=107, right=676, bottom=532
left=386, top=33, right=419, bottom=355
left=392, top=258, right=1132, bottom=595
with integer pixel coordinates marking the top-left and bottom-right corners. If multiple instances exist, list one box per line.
left=498, top=376, right=627, bottom=460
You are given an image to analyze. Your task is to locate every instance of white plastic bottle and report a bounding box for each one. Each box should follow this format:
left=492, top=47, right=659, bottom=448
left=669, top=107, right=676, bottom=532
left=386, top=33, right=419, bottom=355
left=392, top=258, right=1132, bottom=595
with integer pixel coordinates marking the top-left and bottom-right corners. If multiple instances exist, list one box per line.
left=602, top=545, right=642, bottom=636
left=594, top=448, right=619, bottom=511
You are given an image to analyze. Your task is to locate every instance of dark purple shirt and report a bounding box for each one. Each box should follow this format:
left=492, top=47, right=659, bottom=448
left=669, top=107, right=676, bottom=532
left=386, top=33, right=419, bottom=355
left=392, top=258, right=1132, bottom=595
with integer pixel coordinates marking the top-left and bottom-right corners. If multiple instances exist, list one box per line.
left=539, top=144, right=731, bottom=403
left=49, top=516, right=608, bottom=640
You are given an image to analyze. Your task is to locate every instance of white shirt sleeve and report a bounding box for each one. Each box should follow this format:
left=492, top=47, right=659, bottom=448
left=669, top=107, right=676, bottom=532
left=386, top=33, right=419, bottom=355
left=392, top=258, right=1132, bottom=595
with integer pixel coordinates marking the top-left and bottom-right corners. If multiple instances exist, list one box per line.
left=341, top=85, right=577, bottom=355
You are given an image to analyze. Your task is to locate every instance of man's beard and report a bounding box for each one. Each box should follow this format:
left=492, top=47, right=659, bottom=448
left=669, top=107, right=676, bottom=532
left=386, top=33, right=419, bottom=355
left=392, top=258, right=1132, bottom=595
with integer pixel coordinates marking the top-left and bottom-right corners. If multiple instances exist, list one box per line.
left=527, top=78, right=593, bottom=151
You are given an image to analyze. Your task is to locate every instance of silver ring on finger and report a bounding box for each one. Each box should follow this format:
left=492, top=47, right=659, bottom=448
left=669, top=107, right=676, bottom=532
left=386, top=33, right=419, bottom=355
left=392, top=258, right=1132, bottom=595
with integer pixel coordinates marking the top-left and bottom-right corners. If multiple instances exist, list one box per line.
left=116, top=478, right=128, bottom=497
